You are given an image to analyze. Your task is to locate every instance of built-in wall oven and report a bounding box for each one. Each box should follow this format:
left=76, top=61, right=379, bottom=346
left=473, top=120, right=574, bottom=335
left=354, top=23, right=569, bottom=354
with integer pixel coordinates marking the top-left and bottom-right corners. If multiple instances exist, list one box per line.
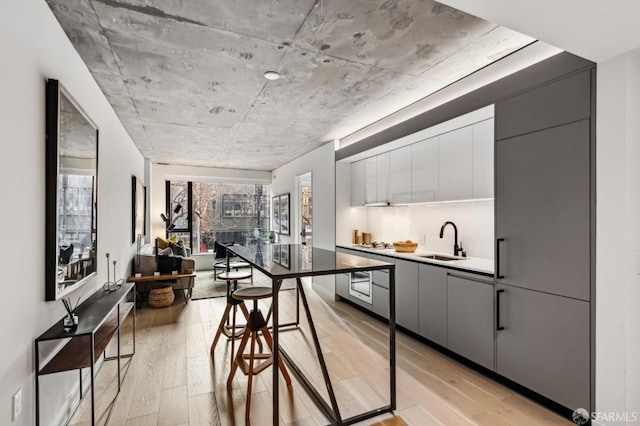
left=349, top=270, right=372, bottom=304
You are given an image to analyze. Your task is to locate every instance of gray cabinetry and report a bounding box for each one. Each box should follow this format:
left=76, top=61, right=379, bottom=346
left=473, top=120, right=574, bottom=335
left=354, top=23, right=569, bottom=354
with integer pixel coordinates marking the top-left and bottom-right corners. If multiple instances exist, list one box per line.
left=336, top=273, right=349, bottom=298
left=411, top=137, right=438, bottom=203
left=496, top=120, right=590, bottom=301
left=376, top=152, right=390, bottom=204
left=438, top=126, right=473, bottom=201
left=495, top=70, right=591, bottom=140
left=389, top=146, right=412, bottom=204
left=350, top=160, right=365, bottom=207
left=395, top=260, right=419, bottom=333
left=496, top=284, right=590, bottom=411
left=447, top=273, right=494, bottom=370
left=365, top=156, right=377, bottom=204
left=418, top=263, right=447, bottom=347
left=371, top=271, right=390, bottom=319
left=472, top=118, right=494, bottom=199
left=495, top=67, right=594, bottom=411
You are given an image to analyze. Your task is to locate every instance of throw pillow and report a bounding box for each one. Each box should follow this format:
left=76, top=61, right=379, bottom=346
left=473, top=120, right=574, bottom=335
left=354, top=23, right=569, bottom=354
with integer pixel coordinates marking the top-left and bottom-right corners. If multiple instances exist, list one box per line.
left=157, top=237, right=170, bottom=249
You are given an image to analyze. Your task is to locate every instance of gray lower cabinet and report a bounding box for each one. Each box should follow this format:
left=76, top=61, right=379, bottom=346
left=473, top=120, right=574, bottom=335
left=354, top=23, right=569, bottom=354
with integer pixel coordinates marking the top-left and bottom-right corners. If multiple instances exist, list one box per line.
left=395, top=260, right=419, bottom=333
left=372, top=284, right=389, bottom=319
left=418, top=264, right=447, bottom=347
left=447, top=274, right=494, bottom=370
left=336, top=273, right=349, bottom=298
left=496, top=284, right=590, bottom=411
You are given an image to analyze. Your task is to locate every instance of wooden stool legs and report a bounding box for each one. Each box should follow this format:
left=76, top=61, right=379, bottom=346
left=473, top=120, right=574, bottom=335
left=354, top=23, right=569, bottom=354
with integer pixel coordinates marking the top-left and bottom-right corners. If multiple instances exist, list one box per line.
left=211, top=298, right=250, bottom=367
left=227, top=302, right=292, bottom=424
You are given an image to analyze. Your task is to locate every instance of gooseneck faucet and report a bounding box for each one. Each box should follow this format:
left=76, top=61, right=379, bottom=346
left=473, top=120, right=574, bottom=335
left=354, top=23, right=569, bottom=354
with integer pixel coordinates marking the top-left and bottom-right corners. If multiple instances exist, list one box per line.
left=439, top=221, right=465, bottom=257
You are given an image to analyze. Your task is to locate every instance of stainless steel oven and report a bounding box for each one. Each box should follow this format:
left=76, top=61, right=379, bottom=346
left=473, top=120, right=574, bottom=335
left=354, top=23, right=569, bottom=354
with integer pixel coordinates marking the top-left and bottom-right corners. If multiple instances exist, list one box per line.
left=349, top=270, right=372, bottom=304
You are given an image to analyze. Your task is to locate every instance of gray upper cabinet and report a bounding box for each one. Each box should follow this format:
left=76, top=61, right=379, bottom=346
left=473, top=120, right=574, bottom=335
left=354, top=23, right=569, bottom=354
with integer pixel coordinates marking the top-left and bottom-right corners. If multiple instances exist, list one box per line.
left=418, top=263, right=447, bottom=347
left=411, top=137, right=438, bottom=203
left=438, top=126, right=473, bottom=201
left=395, top=260, right=419, bottom=333
left=496, top=284, right=590, bottom=411
left=376, top=152, right=390, bottom=204
left=495, top=70, right=591, bottom=140
left=447, top=274, right=494, bottom=370
left=389, top=146, right=412, bottom=204
left=350, top=160, right=365, bottom=207
left=472, top=118, right=494, bottom=199
left=365, top=156, right=377, bottom=204
left=496, top=120, right=590, bottom=300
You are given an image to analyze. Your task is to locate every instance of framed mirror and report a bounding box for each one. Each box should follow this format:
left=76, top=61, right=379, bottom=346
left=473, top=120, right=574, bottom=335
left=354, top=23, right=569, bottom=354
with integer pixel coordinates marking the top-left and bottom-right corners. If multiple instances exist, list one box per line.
left=45, top=79, right=99, bottom=301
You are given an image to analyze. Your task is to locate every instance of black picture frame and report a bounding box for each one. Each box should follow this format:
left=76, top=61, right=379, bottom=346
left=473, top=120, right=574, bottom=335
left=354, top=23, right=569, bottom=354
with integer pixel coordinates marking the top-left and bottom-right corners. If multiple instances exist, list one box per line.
left=132, top=175, right=146, bottom=243
left=272, top=196, right=281, bottom=233
left=279, top=193, right=290, bottom=235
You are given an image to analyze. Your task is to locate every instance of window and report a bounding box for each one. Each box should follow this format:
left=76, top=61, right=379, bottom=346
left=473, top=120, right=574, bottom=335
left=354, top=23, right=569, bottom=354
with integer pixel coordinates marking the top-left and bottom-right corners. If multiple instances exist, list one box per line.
left=166, top=180, right=270, bottom=254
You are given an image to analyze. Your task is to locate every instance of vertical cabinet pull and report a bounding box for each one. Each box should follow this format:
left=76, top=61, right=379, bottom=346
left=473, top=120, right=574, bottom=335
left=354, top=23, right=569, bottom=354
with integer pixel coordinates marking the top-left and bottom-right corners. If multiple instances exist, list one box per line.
left=496, top=238, right=505, bottom=279
left=496, top=289, right=505, bottom=331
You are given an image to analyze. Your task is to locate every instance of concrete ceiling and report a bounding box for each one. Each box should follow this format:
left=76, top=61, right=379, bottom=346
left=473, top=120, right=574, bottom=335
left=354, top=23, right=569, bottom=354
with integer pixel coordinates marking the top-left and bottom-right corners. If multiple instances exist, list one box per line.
left=437, top=0, right=640, bottom=63
left=47, top=0, right=534, bottom=171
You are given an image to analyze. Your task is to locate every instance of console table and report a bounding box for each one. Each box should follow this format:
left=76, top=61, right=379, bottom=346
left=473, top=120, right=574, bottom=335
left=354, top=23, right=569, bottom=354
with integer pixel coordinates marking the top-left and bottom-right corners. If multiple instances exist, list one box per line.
left=35, top=283, right=136, bottom=425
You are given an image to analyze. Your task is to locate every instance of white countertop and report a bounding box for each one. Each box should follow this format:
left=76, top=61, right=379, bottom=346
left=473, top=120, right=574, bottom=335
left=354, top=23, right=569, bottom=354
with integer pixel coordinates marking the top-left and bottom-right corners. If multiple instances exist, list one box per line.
left=336, top=244, right=494, bottom=276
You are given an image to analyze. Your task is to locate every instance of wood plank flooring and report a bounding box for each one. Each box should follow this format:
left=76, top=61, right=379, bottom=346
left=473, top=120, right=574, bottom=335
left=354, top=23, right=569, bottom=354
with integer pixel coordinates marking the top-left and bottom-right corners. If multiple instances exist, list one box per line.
left=68, top=283, right=572, bottom=425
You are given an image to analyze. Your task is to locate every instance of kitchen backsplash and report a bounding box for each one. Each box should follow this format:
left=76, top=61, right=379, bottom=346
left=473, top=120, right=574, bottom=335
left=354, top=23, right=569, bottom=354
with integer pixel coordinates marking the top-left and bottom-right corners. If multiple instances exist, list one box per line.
left=361, top=200, right=494, bottom=259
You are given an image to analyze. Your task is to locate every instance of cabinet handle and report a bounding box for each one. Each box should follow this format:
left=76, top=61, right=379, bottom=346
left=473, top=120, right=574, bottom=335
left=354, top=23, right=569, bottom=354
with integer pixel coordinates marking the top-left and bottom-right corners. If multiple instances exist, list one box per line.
left=496, top=238, right=505, bottom=279
left=496, top=289, right=505, bottom=331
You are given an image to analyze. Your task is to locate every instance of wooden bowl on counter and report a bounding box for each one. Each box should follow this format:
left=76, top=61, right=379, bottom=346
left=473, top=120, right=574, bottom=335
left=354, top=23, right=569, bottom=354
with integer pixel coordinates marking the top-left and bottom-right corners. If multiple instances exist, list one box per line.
left=393, top=240, right=418, bottom=253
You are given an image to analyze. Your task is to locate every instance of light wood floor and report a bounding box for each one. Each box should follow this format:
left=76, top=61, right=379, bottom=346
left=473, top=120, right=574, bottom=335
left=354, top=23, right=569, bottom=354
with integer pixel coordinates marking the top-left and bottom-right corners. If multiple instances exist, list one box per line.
left=68, top=282, right=572, bottom=425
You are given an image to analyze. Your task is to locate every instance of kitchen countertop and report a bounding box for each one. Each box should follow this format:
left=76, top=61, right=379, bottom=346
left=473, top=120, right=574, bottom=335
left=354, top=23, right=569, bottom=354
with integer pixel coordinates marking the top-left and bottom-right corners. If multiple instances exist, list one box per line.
left=336, top=244, right=494, bottom=276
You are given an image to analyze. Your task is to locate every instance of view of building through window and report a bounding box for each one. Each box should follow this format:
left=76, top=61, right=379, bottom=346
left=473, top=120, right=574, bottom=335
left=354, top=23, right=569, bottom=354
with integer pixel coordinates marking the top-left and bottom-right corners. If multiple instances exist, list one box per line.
left=168, top=181, right=270, bottom=254
left=58, top=174, right=94, bottom=258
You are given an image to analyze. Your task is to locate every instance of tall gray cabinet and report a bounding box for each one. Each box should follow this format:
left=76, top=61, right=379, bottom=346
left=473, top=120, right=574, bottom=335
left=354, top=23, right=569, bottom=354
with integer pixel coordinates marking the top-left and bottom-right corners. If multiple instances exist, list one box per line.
left=495, top=68, right=594, bottom=411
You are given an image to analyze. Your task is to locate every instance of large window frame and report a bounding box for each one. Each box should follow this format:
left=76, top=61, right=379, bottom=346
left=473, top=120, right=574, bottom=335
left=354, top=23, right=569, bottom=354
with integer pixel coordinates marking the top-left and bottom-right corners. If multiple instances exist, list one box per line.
left=165, top=180, right=269, bottom=254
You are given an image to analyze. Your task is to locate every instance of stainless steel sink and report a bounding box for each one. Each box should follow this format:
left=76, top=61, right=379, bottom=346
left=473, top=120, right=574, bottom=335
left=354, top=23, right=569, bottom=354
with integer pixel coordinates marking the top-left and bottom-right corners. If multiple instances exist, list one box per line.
left=417, top=254, right=466, bottom=261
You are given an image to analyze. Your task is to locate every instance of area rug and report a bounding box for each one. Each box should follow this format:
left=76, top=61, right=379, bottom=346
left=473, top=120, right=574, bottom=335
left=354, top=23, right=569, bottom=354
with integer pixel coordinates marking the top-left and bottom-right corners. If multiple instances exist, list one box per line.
left=191, top=268, right=297, bottom=300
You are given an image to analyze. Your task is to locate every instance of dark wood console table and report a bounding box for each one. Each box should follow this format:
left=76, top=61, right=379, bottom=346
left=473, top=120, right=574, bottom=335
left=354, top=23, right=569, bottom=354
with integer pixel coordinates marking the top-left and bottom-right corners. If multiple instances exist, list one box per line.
left=35, top=283, right=136, bottom=425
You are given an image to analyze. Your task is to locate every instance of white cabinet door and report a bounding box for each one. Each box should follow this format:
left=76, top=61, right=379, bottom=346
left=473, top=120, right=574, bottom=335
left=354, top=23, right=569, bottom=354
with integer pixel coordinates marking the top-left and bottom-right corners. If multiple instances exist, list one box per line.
left=389, top=146, right=412, bottom=204
left=365, top=156, right=377, bottom=204
left=376, top=152, right=390, bottom=204
left=472, top=118, right=494, bottom=199
left=411, top=137, right=438, bottom=203
left=438, top=126, right=473, bottom=201
left=350, top=160, right=365, bottom=207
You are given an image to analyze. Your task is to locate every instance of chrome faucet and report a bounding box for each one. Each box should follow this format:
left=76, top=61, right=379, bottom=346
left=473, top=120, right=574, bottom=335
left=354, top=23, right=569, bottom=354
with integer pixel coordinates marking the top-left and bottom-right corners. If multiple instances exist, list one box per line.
left=439, top=221, right=465, bottom=257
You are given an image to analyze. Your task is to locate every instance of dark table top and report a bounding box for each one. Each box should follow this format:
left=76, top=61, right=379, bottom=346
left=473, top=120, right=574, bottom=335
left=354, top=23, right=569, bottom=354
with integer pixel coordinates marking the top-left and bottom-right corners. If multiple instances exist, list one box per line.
left=36, top=283, right=135, bottom=342
left=226, top=243, right=394, bottom=280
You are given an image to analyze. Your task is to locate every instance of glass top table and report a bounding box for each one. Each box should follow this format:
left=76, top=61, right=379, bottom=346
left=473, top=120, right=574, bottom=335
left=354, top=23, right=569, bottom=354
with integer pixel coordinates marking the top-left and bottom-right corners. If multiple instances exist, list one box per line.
left=226, top=243, right=396, bottom=425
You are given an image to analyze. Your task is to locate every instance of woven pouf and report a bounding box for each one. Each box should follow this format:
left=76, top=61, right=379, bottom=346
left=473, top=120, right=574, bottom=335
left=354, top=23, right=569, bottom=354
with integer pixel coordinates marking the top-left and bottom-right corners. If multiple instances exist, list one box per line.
left=148, top=286, right=175, bottom=308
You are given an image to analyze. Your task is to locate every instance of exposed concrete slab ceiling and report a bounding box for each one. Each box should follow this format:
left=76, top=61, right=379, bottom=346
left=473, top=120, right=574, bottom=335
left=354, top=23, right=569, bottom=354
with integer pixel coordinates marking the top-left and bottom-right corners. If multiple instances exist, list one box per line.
left=47, top=0, right=534, bottom=171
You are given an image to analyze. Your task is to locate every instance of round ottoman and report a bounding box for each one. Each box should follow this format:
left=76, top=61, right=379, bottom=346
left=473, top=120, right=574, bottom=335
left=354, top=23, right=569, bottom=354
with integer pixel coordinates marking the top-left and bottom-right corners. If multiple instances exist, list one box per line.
left=148, top=286, right=175, bottom=308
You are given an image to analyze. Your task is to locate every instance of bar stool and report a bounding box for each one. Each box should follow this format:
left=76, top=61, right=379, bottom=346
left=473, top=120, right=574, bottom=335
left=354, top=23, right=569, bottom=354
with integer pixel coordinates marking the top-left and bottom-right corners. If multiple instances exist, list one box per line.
left=227, top=286, right=292, bottom=424
left=213, top=260, right=253, bottom=283
left=210, top=270, right=253, bottom=370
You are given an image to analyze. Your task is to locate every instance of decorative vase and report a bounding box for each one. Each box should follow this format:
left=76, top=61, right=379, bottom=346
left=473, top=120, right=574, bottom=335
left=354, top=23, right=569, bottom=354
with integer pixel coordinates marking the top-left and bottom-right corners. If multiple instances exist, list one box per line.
left=63, top=314, right=78, bottom=331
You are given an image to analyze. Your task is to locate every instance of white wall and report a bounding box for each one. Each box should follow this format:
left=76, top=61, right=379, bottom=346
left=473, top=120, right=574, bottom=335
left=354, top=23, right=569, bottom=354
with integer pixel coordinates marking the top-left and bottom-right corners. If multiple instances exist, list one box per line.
left=596, top=48, right=640, bottom=425
left=271, top=142, right=336, bottom=295
left=0, top=2, right=144, bottom=424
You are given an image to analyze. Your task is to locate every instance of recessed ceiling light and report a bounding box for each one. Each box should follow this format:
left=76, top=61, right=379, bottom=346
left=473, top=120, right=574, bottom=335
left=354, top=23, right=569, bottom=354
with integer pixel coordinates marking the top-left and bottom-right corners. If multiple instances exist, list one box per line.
left=263, top=71, right=281, bottom=80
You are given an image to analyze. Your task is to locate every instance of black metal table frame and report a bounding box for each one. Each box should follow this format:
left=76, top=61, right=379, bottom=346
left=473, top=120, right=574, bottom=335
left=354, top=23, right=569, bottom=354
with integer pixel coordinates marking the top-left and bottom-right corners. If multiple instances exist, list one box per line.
left=35, top=285, right=137, bottom=426
left=227, top=247, right=396, bottom=425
